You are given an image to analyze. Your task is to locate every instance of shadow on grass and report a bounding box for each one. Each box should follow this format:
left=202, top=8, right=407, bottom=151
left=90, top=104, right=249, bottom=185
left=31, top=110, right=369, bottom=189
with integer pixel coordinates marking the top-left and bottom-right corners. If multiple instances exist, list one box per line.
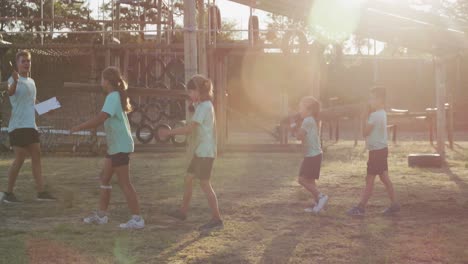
left=259, top=232, right=299, bottom=264
left=444, top=167, right=468, bottom=195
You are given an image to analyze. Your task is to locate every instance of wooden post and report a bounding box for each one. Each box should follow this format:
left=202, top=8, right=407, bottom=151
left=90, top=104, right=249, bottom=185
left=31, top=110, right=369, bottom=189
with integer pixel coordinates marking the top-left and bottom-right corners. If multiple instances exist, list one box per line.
left=448, top=57, right=459, bottom=149
left=184, top=0, right=198, bottom=80
left=184, top=0, right=198, bottom=155
left=123, top=49, right=130, bottom=81
left=215, top=54, right=227, bottom=152
left=90, top=49, right=97, bottom=83
left=157, top=0, right=163, bottom=45
left=198, top=0, right=208, bottom=76
left=435, top=58, right=447, bottom=160
left=105, top=49, right=111, bottom=67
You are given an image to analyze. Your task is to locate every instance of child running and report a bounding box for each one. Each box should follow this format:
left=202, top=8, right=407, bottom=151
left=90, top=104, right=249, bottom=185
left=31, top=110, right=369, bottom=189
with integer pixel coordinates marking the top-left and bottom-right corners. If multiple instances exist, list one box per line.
left=296, top=96, right=328, bottom=214
left=347, top=86, right=400, bottom=216
left=70, top=66, right=144, bottom=229
left=160, top=75, right=223, bottom=232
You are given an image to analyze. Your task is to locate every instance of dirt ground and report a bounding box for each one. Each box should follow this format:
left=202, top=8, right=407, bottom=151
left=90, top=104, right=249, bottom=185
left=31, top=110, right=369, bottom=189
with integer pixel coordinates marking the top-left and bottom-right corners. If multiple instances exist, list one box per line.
left=1, top=141, right=468, bottom=264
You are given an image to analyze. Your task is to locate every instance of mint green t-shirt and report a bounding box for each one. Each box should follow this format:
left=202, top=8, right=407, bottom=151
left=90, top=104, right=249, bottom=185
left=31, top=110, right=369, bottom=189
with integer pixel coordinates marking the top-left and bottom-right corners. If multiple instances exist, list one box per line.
left=8, top=76, right=38, bottom=132
left=191, top=101, right=217, bottom=158
left=101, top=92, right=134, bottom=155
left=301, top=116, right=322, bottom=157
left=366, top=109, right=388, bottom=151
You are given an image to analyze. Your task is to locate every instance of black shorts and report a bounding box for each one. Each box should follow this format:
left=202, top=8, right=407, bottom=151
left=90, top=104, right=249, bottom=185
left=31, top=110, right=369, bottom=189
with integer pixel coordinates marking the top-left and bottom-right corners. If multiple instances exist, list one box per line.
left=9, top=128, right=40, bottom=148
left=187, top=156, right=215, bottom=180
left=299, top=154, right=322, bottom=179
left=106, top=152, right=131, bottom=168
left=367, top=148, right=388, bottom=175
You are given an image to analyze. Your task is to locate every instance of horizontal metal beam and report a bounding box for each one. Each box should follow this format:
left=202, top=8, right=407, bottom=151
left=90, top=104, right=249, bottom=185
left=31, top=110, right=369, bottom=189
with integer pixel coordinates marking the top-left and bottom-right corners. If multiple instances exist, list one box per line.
left=63, top=82, right=189, bottom=99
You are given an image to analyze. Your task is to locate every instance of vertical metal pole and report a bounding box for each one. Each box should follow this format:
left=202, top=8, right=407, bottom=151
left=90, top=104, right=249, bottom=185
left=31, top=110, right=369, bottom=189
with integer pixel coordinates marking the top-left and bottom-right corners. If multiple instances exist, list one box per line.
left=249, top=5, right=253, bottom=46
left=184, top=0, right=198, bottom=155
left=435, top=58, right=447, bottom=160
left=51, top=0, right=54, bottom=37
left=157, top=0, right=162, bottom=45
left=198, top=0, right=207, bottom=76
left=40, top=0, right=44, bottom=45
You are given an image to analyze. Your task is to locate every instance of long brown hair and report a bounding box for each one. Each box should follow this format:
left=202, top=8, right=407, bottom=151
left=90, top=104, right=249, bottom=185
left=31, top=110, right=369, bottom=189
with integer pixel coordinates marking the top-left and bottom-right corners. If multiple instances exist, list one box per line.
left=102, top=66, right=132, bottom=113
left=187, top=75, right=214, bottom=102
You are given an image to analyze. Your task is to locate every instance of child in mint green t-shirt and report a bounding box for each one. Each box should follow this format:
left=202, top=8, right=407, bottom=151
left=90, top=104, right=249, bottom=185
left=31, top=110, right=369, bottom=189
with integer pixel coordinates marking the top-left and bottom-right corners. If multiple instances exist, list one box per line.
left=161, top=75, right=223, bottom=232
left=71, top=67, right=144, bottom=230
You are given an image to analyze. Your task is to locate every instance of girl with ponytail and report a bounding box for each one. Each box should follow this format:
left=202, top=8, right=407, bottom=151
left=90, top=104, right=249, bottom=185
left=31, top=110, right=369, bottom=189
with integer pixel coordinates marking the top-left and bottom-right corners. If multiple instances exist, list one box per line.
left=70, top=66, right=144, bottom=229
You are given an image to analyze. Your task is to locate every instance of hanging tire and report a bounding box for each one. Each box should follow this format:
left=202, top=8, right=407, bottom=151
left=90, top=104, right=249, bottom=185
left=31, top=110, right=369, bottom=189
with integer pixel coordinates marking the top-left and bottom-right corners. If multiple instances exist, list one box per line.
left=154, top=123, right=172, bottom=144
left=145, top=57, right=166, bottom=85
left=128, top=109, right=145, bottom=126
left=166, top=58, right=185, bottom=83
left=282, top=30, right=308, bottom=54
left=149, top=81, right=169, bottom=90
left=171, top=81, right=186, bottom=90
left=171, top=120, right=187, bottom=147
left=136, top=124, right=154, bottom=144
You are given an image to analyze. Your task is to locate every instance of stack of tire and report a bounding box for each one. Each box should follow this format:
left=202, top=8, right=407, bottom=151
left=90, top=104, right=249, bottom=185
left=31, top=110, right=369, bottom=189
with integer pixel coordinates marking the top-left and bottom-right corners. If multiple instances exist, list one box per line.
left=128, top=57, right=188, bottom=146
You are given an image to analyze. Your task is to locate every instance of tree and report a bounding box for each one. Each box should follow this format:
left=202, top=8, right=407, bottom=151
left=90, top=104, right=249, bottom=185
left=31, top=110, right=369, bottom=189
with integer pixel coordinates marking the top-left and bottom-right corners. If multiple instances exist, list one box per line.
left=0, top=0, right=96, bottom=44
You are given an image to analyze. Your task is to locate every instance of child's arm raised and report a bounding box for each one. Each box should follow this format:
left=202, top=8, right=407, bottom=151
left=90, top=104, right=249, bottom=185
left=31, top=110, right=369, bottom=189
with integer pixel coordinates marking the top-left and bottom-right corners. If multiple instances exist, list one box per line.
left=7, top=71, right=19, bottom=96
left=70, top=112, right=108, bottom=133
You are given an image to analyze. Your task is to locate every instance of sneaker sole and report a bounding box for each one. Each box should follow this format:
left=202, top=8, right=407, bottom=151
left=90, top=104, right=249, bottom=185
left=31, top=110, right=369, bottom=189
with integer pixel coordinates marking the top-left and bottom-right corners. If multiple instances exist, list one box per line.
left=36, top=198, right=57, bottom=202
left=2, top=199, right=21, bottom=204
left=199, top=225, right=224, bottom=232
left=119, top=225, right=144, bottom=230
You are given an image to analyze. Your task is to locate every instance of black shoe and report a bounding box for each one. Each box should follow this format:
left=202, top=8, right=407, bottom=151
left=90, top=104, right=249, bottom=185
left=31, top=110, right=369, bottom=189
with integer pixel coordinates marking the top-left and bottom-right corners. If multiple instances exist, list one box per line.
left=36, top=191, right=57, bottom=201
left=168, top=210, right=187, bottom=221
left=3, top=192, right=21, bottom=204
left=199, top=219, right=224, bottom=231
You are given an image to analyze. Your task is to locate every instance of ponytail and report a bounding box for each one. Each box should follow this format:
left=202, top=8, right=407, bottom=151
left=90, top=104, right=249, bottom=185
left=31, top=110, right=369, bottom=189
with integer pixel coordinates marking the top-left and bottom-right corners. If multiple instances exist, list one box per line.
left=102, top=67, right=132, bottom=113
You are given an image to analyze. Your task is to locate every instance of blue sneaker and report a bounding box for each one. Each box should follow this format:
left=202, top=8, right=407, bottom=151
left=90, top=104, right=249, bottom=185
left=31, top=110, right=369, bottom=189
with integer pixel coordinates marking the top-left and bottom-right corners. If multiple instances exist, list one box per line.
left=347, top=206, right=365, bottom=216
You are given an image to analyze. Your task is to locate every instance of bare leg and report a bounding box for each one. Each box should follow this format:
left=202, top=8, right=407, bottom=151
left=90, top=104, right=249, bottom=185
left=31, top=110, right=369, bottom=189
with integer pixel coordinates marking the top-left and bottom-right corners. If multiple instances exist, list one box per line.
left=199, top=179, right=221, bottom=221
left=379, top=171, right=396, bottom=204
left=26, top=143, right=44, bottom=193
left=7, top=147, right=28, bottom=193
left=180, top=174, right=195, bottom=215
left=115, top=165, right=140, bottom=215
left=298, top=176, right=320, bottom=201
left=99, top=158, right=114, bottom=213
left=358, top=174, right=377, bottom=208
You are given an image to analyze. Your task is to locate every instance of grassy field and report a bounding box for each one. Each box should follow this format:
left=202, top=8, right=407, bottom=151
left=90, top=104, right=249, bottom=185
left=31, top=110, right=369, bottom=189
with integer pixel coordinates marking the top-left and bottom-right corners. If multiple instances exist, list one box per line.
left=1, top=141, right=468, bottom=264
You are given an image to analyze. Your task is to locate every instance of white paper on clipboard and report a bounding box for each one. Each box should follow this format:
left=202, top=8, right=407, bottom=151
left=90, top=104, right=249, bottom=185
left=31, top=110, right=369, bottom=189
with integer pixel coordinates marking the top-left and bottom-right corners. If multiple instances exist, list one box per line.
left=35, top=97, right=61, bottom=115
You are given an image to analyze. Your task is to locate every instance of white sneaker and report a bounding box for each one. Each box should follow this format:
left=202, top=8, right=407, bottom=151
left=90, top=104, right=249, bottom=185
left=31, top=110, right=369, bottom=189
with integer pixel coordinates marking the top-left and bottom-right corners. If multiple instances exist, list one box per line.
left=119, top=217, right=145, bottom=230
left=313, top=194, right=329, bottom=213
left=83, top=212, right=108, bottom=225
left=304, top=207, right=315, bottom=213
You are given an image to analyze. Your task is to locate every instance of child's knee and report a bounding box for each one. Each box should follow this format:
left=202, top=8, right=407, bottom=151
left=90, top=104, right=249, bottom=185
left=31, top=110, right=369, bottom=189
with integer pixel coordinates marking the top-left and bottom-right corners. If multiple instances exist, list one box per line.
left=379, top=174, right=391, bottom=183
left=199, top=180, right=211, bottom=191
left=185, top=174, right=195, bottom=182
left=298, top=177, right=304, bottom=185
